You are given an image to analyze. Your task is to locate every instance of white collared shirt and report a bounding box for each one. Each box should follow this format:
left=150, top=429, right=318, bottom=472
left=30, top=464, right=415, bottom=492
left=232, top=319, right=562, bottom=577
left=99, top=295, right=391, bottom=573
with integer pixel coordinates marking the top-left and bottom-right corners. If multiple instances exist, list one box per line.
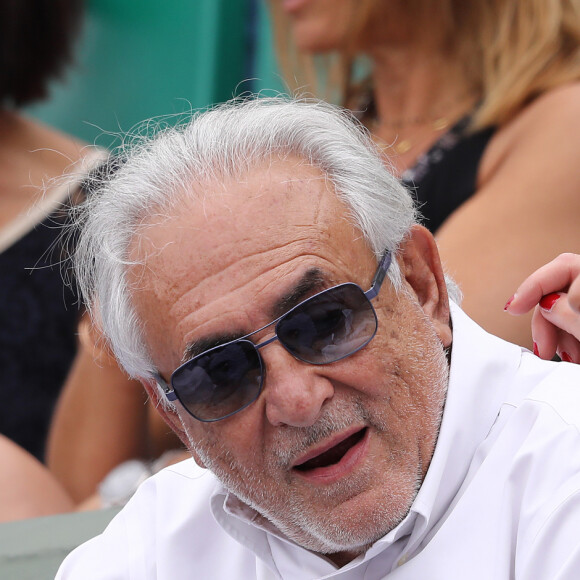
left=56, top=304, right=580, bottom=579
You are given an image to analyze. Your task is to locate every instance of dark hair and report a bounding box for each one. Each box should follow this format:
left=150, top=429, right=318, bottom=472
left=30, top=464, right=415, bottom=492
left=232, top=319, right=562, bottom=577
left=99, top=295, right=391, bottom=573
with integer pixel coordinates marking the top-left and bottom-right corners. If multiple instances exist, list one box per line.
left=0, top=0, right=84, bottom=107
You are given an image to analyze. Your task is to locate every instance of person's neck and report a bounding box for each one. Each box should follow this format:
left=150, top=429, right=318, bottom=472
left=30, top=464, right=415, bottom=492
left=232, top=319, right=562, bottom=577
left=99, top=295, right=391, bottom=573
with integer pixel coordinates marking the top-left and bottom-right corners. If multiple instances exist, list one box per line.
left=365, top=44, right=477, bottom=173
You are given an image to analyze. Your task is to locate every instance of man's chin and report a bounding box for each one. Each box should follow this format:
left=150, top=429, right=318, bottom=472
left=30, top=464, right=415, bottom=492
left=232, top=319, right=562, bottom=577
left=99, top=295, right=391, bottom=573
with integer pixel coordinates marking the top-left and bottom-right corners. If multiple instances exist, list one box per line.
left=259, top=480, right=417, bottom=558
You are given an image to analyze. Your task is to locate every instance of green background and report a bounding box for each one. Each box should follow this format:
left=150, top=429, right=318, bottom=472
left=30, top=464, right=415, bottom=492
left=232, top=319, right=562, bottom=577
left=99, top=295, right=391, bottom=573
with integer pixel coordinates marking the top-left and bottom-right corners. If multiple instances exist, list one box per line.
left=27, top=0, right=284, bottom=147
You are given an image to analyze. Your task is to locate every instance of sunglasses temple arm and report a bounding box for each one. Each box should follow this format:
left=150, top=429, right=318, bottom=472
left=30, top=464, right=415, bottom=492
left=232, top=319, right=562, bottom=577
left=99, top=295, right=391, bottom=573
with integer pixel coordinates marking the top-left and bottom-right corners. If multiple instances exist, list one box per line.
left=153, top=372, right=178, bottom=402
left=364, top=250, right=392, bottom=301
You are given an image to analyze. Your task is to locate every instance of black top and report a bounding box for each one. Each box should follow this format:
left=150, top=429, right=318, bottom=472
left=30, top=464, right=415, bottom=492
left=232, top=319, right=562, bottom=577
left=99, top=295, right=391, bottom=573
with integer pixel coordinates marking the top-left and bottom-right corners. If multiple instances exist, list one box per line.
left=0, top=154, right=115, bottom=461
left=402, top=117, right=496, bottom=233
left=0, top=205, right=81, bottom=460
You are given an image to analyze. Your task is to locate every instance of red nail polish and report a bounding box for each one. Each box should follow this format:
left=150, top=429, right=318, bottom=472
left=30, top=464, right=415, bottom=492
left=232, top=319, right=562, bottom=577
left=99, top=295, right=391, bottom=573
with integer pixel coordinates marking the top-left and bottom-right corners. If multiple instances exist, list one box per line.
left=533, top=342, right=539, bottom=356
left=504, top=295, right=514, bottom=311
left=561, top=352, right=573, bottom=363
left=539, top=293, right=561, bottom=312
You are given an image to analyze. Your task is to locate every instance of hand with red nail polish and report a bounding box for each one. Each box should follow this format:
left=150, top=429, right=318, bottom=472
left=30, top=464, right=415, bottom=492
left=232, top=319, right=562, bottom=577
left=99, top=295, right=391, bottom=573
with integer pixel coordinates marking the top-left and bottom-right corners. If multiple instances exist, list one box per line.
left=504, top=253, right=580, bottom=363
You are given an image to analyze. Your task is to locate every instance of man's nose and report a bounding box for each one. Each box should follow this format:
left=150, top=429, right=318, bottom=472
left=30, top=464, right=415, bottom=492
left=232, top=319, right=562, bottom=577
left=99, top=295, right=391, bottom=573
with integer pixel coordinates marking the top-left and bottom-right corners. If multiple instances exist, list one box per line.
left=261, top=344, right=334, bottom=428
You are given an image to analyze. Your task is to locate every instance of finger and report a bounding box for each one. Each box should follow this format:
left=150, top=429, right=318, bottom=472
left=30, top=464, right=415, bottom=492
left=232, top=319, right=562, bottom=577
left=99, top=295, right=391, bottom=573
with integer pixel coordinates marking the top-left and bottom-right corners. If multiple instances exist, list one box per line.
left=531, top=305, right=558, bottom=360
left=553, top=329, right=580, bottom=364
left=538, top=291, right=580, bottom=344
left=505, top=253, right=580, bottom=315
left=567, top=274, right=580, bottom=314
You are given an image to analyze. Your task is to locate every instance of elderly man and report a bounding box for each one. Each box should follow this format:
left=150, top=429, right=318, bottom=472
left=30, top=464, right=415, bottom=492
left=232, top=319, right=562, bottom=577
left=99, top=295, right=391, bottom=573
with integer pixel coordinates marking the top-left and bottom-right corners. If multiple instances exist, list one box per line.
left=57, top=98, right=580, bottom=579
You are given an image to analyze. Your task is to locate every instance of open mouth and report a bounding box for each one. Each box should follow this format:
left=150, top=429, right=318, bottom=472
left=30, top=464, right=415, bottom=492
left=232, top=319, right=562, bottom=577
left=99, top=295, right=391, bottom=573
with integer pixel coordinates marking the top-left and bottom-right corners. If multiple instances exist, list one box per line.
left=293, top=428, right=368, bottom=472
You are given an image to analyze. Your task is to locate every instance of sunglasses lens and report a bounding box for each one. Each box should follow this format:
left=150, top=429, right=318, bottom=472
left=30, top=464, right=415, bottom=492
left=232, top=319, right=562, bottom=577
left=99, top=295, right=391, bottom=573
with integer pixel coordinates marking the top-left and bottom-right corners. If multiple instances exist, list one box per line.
left=277, top=284, right=377, bottom=364
left=171, top=340, right=263, bottom=421
left=170, top=285, right=377, bottom=421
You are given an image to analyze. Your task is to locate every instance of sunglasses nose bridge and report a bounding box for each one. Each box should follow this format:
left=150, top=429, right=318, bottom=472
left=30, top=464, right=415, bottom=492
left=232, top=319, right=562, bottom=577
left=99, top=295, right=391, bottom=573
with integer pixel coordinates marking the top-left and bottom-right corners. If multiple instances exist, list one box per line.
left=254, top=331, right=305, bottom=366
left=255, top=334, right=279, bottom=351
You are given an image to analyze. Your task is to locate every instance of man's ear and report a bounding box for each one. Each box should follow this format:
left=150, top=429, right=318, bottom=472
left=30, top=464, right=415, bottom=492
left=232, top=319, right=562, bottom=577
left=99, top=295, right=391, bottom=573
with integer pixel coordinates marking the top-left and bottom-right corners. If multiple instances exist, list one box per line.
left=140, top=378, right=207, bottom=468
left=398, top=225, right=452, bottom=347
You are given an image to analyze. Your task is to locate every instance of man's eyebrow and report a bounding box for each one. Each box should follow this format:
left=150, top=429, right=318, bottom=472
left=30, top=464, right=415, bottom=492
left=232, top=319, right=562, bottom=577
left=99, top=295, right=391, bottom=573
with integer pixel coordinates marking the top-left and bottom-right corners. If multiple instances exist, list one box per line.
left=181, top=268, right=328, bottom=363
left=270, top=268, right=328, bottom=319
left=182, top=332, right=244, bottom=363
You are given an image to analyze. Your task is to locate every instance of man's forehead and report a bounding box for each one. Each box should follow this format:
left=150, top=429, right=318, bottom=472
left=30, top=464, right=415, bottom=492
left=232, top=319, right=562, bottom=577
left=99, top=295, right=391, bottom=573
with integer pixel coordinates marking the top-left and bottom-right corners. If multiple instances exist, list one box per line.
left=131, top=160, right=351, bottom=273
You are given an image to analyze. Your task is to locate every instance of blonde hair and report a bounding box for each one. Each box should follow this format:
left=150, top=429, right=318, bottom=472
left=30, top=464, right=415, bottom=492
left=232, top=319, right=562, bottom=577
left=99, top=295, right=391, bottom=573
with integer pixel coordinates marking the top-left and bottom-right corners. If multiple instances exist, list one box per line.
left=271, top=0, right=580, bottom=130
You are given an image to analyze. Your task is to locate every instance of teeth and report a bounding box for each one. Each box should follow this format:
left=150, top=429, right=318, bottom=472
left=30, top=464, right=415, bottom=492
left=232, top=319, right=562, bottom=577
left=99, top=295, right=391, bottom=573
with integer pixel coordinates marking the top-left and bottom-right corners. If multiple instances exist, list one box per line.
left=294, top=429, right=366, bottom=471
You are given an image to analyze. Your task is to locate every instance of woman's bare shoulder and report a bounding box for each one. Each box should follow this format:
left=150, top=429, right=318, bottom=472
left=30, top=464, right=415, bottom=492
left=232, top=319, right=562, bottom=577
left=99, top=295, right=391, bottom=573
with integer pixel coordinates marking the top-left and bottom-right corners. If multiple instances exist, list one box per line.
left=479, top=82, right=580, bottom=186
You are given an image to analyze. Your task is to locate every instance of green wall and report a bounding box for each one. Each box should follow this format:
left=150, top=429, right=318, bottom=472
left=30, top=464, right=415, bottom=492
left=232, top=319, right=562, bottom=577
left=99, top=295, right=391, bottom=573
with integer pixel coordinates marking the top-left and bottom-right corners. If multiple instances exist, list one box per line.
left=28, top=0, right=284, bottom=147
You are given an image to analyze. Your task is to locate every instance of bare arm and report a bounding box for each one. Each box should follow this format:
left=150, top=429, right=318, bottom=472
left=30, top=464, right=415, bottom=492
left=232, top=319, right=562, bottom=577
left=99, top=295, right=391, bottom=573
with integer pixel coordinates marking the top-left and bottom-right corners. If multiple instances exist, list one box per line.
left=0, top=434, right=73, bottom=522
left=505, top=253, right=580, bottom=362
left=47, top=316, right=151, bottom=503
left=436, top=84, right=580, bottom=351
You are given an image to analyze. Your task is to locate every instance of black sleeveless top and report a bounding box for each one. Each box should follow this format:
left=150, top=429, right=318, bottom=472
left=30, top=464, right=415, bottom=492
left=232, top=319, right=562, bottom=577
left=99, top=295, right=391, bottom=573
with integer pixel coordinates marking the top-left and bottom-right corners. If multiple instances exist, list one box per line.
left=0, top=205, right=81, bottom=460
left=401, top=116, right=496, bottom=233
left=0, top=153, right=113, bottom=461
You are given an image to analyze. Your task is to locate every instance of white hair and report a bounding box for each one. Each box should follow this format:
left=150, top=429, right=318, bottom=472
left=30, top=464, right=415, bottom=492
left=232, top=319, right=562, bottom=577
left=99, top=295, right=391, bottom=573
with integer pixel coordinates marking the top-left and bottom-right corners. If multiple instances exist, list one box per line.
left=71, top=96, right=459, bottom=380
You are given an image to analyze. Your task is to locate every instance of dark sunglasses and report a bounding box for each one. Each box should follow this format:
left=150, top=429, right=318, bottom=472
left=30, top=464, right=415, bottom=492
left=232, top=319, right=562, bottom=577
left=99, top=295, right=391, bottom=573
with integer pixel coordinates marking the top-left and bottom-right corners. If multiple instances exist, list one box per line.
left=155, top=250, right=392, bottom=422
